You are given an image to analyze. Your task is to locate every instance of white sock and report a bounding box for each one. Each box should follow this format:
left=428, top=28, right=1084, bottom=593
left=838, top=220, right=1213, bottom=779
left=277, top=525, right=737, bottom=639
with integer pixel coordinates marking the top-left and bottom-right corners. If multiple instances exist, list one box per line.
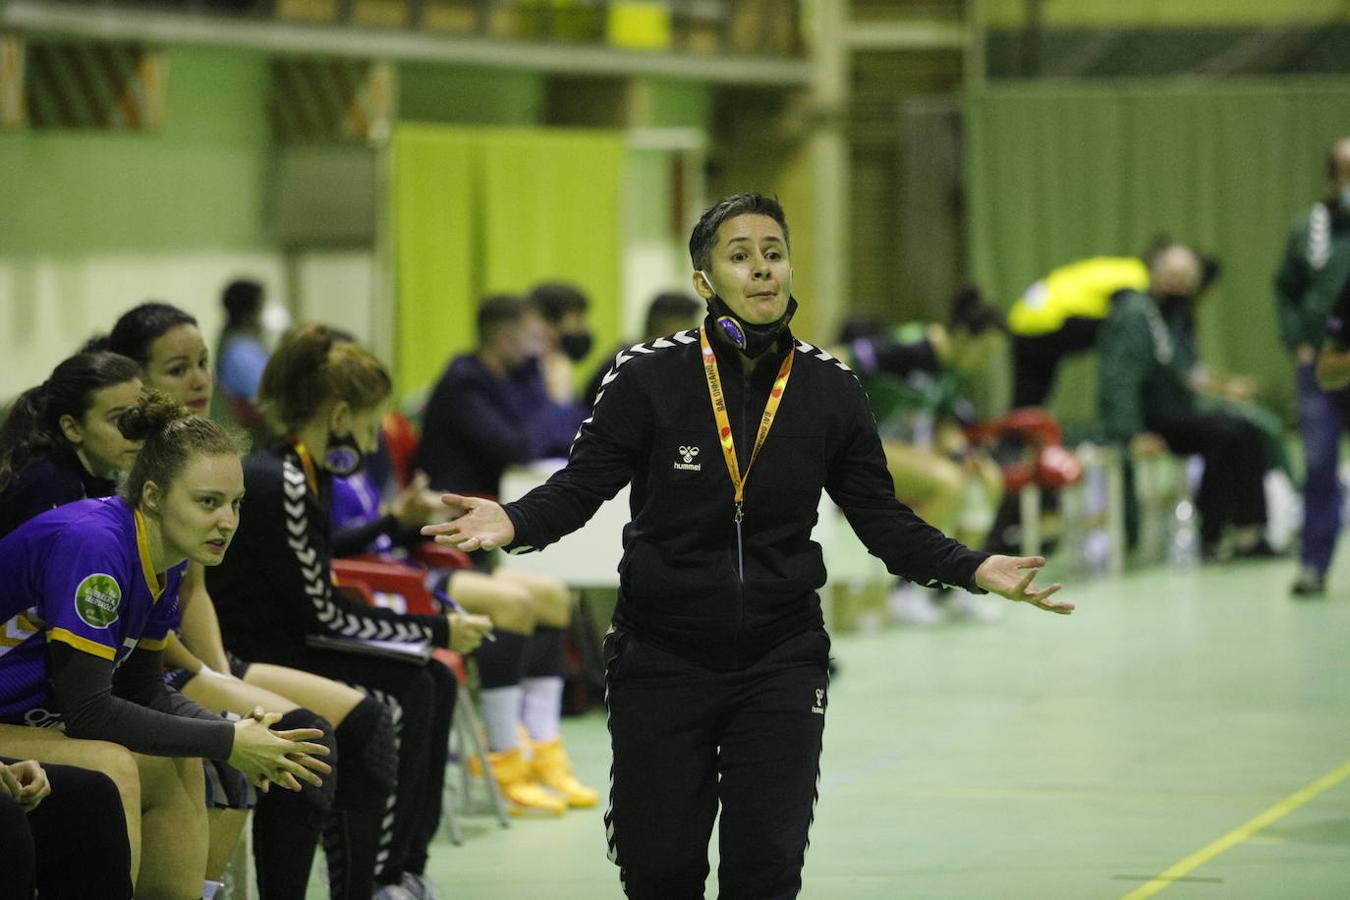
left=521, top=676, right=564, bottom=743
left=480, top=685, right=523, bottom=752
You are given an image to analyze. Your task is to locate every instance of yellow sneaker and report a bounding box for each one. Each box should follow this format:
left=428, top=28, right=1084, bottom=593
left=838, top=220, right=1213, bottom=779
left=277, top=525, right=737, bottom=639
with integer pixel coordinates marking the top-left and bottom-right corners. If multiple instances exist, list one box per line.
left=487, top=747, right=566, bottom=817
left=529, top=737, right=599, bottom=809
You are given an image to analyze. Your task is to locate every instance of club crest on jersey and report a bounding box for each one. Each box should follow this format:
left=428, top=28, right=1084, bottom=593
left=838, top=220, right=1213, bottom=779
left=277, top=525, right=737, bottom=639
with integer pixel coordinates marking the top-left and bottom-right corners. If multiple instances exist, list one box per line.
left=674, top=445, right=702, bottom=471
left=74, top=573, right=121, bottom=629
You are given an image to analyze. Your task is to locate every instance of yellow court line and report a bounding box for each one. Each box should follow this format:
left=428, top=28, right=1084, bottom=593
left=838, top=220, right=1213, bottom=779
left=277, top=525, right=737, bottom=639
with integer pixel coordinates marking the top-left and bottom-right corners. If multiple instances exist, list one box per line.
left=1120, top=757, right=1350, bottom=900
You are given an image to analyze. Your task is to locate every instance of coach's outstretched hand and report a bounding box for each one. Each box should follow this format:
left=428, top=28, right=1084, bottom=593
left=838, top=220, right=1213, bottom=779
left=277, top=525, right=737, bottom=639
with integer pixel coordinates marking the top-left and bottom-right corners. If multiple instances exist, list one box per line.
left=974, top=555, right=1073, bottom=615
left=421, top=493, right=516, bottom=552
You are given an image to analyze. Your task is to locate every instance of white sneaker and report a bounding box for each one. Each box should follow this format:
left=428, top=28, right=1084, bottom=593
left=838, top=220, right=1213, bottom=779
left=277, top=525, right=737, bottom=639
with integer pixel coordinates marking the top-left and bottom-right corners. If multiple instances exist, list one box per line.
left=888, top=586, right=944, bottom=626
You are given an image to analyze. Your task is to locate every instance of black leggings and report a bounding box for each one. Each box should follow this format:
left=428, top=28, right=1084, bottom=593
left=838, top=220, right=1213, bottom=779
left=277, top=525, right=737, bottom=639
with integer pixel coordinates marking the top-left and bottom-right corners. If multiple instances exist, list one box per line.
left=294, top=649, right=457, bottom=885
left=1149, top=410, right=1268, bottom=544
left=1010, top=319, right=1102, bottom=408
left=0, top=759, right=132, bottom=900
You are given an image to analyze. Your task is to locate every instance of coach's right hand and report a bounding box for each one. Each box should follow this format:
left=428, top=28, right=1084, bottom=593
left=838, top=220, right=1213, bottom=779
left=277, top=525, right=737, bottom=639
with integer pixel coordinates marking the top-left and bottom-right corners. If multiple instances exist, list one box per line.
left=421, top=493, right=516, bottom=552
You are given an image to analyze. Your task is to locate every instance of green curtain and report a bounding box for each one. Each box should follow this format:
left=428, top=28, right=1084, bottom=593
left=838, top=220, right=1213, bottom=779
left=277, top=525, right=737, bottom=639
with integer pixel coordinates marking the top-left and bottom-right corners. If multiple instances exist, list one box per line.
left=965, top=79, right=1350, bottom=427
left=390, top=124, right=624, bottom=402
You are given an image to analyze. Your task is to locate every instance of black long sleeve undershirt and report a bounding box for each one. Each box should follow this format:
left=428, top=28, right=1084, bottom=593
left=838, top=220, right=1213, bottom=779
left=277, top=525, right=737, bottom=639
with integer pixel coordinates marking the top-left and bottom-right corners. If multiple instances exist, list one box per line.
left=48, top=643, right=235, bottom=760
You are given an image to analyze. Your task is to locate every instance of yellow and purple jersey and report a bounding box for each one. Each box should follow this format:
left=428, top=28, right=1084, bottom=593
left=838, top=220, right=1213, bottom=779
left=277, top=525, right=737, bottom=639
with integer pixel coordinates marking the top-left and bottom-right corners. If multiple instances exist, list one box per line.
left=0, top=496, right=184, bottom=727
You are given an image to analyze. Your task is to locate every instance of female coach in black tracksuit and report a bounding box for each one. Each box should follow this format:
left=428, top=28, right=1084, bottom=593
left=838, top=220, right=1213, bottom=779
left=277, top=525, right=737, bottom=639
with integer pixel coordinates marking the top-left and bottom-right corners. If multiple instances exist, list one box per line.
left=424, top=194, right=1073, bottom=900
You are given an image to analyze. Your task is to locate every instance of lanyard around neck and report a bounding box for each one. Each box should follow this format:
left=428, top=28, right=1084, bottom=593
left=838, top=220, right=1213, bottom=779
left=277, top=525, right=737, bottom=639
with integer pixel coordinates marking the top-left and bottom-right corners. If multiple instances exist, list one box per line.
left=698, top=326, right=795, bottom=522
left=292, top=441, right=319, bottom=494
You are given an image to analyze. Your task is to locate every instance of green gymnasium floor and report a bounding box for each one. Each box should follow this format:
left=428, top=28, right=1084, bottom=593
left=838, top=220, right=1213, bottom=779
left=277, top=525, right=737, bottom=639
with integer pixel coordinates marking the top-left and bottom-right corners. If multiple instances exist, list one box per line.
left=311, top=558, right=1350, bottom=898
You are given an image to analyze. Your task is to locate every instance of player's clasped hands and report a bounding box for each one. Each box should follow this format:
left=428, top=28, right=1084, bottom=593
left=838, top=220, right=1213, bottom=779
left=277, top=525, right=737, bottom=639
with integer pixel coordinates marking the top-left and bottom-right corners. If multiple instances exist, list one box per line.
left=420, top=493, right=517, bottom=553
left=228, top=708, right=332, bottom=792
left=974, top=555, right=1074, bottom=615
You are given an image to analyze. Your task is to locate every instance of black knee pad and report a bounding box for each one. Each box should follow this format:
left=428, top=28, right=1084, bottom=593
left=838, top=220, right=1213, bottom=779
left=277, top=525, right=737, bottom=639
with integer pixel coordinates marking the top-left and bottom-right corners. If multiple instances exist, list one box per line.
left=524, top=626, right=566, bottom=679
left=334, top=696, right=398, bottom=811
left=474, top=629, right=530, bottom=689
left=276, top=708, right=337, bottom=813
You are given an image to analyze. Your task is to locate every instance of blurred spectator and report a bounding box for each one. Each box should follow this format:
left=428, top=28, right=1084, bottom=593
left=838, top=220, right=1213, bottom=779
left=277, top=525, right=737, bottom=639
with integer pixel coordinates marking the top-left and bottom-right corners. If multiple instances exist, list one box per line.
left=1099, top=245, right=1274, bottom=561
left=529, top=281, right=593, bottom=407
left=214, top=279, right=270, bottom=432
left=839, top=286, right=1008, bottom=623
left=1275, top=137, right=1350, bottom=597
left=417, top=294, right=585, bottom=497
left=584, top=291, right=702, bottom=408
left=1008, top=239, right=1220, bottom=408
left=1316, top=273, right=1350, bottom=391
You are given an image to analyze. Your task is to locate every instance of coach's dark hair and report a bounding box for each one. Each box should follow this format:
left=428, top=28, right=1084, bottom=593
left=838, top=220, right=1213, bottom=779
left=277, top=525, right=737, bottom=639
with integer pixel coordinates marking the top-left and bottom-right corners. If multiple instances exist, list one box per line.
left=476, top=293, right=529, bottom=345
left=259, top=323, right=392, bottom=432
left=119, top=391, right=245, bottom=505
left=0, top=352, right=143, bottom=491
left=88, top=302, right=199, bottom=366
left=688, top=193, right=791, bottom=273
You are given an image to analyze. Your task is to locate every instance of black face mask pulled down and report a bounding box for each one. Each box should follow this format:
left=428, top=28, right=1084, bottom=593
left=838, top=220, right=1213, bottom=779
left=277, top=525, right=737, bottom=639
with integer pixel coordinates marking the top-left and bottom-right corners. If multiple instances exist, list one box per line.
left=324, top=431, right=365, bottom=477
left=707, top=294, right=799, bottom=358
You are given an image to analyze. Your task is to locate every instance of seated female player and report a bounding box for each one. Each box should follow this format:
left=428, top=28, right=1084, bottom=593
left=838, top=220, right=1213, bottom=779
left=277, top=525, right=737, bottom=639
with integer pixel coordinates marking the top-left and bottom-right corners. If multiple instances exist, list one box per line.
left=0, top=392, right=329, bottom=899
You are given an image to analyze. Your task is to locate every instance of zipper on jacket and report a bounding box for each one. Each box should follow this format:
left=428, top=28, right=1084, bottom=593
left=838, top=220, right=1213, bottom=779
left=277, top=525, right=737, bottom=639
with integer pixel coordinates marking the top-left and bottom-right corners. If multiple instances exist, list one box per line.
left=733, top=367, right=750, bottom=659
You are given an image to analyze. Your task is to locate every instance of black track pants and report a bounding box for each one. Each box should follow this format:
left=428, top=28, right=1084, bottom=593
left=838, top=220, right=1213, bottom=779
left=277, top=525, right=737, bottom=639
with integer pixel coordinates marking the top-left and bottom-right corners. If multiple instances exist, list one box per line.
left=603, top=628, right=830, bottom=900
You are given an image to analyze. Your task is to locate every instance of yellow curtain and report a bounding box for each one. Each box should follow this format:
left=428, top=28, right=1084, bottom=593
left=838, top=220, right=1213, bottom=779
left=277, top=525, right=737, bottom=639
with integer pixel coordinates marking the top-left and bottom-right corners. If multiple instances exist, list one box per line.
left=390, top=124, right=624, bottom=402
left=391, top=125, right=477, bottom=399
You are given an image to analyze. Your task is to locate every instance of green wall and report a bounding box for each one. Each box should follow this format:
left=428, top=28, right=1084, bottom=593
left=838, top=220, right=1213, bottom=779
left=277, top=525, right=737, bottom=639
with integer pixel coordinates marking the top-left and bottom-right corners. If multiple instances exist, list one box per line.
left=398, top=64, right=545, bottom=125
left=965, top=79, right=1350, bottom=426
left=0, top=46, right=273, bottom=255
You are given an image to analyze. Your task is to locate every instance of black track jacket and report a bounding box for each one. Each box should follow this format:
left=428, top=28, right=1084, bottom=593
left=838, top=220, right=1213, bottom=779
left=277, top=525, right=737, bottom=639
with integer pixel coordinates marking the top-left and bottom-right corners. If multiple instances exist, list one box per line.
left=503, top=323, right=989, bottom=670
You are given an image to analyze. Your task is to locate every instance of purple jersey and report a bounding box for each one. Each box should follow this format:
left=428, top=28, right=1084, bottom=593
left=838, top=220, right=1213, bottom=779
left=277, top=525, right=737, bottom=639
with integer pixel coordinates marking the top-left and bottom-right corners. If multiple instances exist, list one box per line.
left=331, top=471, right=394, bottom=555
left=0, top=497, right=185, bottom=727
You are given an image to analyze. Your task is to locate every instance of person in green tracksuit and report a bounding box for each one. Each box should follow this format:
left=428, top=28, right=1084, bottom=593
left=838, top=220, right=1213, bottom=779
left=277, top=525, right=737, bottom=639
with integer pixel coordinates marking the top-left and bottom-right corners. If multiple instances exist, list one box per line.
left=1099, top=245, right=1274, bottom=561
left=1274, top=138, right=1350, bottom=597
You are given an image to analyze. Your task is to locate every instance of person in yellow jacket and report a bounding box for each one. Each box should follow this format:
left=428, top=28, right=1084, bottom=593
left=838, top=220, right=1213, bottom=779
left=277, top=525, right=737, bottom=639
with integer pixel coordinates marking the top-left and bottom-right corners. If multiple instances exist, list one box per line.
left=1009, top=243, right=1220, bottom=408
left=1009, top=256, right=1149, bottom=408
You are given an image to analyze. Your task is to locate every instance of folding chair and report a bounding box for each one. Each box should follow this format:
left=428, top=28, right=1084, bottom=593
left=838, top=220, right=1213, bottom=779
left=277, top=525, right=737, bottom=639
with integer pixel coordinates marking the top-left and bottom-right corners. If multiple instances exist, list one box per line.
left=330, top=557, right=512, bottom=839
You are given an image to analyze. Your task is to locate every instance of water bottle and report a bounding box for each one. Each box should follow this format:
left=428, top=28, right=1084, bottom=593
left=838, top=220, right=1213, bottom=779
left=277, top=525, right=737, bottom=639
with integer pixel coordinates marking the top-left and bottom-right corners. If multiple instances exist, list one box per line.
left=1169, top=498, right=1200, bottom=567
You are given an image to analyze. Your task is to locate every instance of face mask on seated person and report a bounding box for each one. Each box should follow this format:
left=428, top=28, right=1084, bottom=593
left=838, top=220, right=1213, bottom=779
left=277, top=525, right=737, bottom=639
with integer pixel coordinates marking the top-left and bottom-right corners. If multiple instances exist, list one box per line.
left=324, top=430, right=365, bottom=477
left=559, top=330, right=593, bottom=362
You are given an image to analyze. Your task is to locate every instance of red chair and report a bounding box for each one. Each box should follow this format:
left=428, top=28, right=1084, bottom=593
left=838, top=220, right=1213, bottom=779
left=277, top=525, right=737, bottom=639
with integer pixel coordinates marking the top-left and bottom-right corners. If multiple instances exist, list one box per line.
left=967, top=407, right=1083, bottom=493
left=382, top=410, right=420, bottom=489
left=967, top=408, right=1083, bottom=557
left=329, top=558, right=511, bottom=839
